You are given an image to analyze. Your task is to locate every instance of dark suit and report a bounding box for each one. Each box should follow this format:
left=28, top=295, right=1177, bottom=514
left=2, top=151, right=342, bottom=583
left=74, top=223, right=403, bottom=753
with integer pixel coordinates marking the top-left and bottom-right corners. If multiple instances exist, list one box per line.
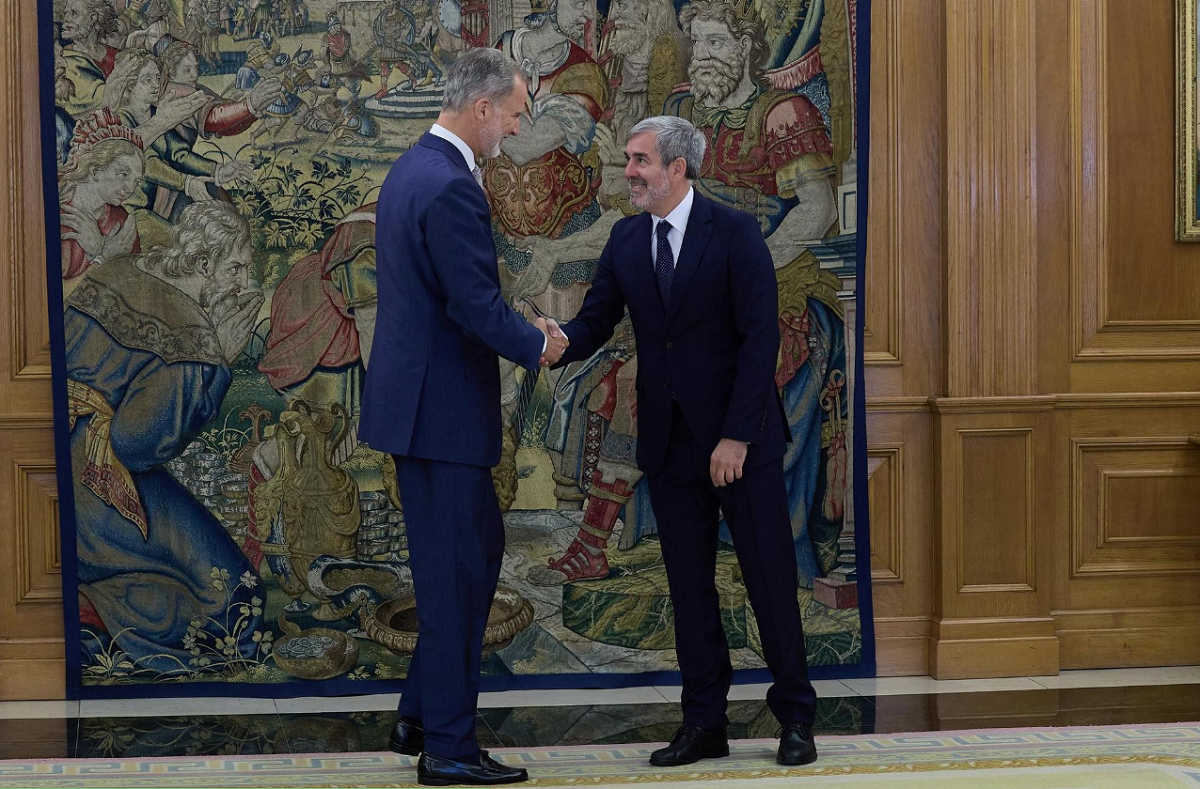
left=558, top=190, right=817, bottom=729
left=360, top=132, right=544, bottom=759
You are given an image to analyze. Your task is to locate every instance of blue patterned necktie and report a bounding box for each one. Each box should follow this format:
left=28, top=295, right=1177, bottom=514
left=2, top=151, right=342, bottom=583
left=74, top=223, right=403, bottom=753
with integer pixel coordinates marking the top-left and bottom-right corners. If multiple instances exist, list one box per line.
left=655, top=220, right=674, bottom=305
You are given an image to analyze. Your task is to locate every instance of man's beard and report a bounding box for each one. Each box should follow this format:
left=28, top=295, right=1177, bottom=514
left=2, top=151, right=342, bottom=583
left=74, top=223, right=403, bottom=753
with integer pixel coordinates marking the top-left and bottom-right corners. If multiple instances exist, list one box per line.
left=628, top=172, right=671, bottom=211
left=690, top=56, right=743, bottom=106
left=609, top=20, right=647, bottom=58
left=201, top=277, right=239, bottom=312
left=480, top=117, right=504, bottom=159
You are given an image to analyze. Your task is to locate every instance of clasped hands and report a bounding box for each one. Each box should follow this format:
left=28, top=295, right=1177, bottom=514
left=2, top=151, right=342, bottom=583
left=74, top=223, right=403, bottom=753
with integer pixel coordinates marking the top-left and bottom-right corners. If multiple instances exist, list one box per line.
left=535, top=317, right=568, bottom=367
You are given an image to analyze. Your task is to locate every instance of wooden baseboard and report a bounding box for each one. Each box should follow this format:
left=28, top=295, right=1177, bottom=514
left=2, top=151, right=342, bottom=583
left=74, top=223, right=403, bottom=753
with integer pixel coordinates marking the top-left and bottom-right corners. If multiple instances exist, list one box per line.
left=1055, top=609, right=1200, bottom=669
left=874, top=616, right=932, bottom=675
left=0, top=658, right=65, bottom=700
left=930, top=617, right=1060, bottom=679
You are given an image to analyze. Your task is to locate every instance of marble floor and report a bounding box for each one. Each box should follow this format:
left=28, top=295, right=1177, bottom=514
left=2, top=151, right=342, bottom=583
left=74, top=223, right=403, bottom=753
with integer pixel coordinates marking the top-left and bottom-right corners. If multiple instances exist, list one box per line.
left=1, top=667, right=1198, bottom=760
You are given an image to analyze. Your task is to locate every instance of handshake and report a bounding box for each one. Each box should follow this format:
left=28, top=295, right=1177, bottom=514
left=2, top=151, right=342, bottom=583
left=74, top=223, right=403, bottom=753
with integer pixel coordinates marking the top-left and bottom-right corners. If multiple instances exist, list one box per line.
left=535, top=317, right=569, bottom=367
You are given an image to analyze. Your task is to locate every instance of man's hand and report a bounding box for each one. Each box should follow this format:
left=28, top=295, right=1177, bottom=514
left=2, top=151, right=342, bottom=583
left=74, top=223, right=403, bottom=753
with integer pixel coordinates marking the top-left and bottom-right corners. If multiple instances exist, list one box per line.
left=214, top=160, right=255, bottom=189
left=710, top=438, right=749, bottom=488
left=536, top=317, right=569, bottom=366
left=139, top=90, right=210, bottom=144
left=212, top=289, right=265, bottom=364
left=247, top=77, right=283, bottom=113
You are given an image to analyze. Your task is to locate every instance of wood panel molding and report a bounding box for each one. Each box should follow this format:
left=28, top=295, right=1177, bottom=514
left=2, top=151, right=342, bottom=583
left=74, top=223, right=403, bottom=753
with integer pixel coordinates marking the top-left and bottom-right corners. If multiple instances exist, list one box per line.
left=1055, top=392, right=1200, bottom=409
left=0, top=415, right=55, bottom=429
left=1070, top=0, right=1200, bottom=360
left=932, top=405, right=1056, bottom=678
left=0, top=426, right=64, bottom=700
left=955, top=428, right=1037, bottom=594
left=945, top=0, right=1038, bottom=396
left=868, top=444, right=903, bottom=584
left=13, top=462, right=60, bottom=606
left=863, top=0, right=901, bottom=366
left=1, top=0, right=51, bottom=382
left=1071, top=437, right=1200, bottom=578
left=870, top=393, right=1200, bottom=412
left=932, top=396, right=1056, bottom=414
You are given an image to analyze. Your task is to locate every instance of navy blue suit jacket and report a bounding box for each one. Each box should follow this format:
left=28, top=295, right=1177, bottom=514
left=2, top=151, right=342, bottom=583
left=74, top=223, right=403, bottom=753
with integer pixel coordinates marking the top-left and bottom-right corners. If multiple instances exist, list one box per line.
left=557, top=191, right=790, bottom=477
left=359, top=133, right=544, bottom=467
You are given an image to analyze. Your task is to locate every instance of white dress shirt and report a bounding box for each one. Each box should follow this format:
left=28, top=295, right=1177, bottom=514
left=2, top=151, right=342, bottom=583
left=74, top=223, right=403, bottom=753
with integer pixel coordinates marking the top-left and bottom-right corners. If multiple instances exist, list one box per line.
left=650, top=186, right=695, bottom=268
left=428, top=124, right=548, bottom=353
left=429, top=123, right=478, bottom=175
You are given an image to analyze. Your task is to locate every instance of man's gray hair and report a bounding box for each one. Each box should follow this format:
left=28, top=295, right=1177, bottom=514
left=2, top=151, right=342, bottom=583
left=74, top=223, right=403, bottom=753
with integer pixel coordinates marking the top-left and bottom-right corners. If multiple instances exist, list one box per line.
left=628, top=116, right=707, bottom=179
left=441, top=48, right=523, bottom=113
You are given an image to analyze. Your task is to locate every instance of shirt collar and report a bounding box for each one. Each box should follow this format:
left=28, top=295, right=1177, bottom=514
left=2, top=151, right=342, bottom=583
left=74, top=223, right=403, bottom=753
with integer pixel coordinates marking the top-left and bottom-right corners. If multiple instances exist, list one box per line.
left=429, top=123, right=477, bottom=172
left=652, top=186, right=695, bottom=234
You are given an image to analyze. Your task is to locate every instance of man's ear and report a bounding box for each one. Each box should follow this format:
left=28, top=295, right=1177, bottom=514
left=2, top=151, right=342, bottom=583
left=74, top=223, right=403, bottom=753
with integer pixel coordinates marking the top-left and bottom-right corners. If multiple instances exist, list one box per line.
left=474, top=95, right=492, bottom=122
left=196, top=253, right=214, bottom=277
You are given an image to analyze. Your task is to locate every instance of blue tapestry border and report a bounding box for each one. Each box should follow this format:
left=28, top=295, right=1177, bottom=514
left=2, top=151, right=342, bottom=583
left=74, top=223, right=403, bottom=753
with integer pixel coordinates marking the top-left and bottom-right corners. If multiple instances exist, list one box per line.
left=36, top=0, right=876, bottom=700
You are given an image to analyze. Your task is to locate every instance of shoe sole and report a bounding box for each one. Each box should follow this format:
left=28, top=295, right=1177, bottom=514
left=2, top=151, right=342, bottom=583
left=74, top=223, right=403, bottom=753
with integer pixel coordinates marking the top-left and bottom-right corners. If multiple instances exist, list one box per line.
left=649, top=745, right=730, bottom=767
left=776, top=752, right=818, bottom=766
left=418, top=775, right=527, bottom=786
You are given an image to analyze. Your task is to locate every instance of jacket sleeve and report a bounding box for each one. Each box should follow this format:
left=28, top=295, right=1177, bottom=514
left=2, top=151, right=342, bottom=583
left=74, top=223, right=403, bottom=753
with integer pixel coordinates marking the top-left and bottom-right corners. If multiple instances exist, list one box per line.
left=721, top=213, right=782, bottom=443
left=555, top=233, right=626, bottom=366
left=426, top=176, right=545, bottom=371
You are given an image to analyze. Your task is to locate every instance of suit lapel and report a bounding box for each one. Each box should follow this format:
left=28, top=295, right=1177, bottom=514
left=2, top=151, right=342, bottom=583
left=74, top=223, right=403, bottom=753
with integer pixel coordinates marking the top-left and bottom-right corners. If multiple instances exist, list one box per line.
left=664, top=191, right=714, bottom=327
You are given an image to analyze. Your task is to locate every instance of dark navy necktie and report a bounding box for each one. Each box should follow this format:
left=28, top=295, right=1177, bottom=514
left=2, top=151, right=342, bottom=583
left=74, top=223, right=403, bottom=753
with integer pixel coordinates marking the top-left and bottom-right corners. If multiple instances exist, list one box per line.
left=655, top=220, right=674, bottom=305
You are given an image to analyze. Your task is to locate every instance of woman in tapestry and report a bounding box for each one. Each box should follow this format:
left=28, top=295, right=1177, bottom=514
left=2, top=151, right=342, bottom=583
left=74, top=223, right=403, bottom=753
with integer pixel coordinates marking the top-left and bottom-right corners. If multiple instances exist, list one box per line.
left=65, top=201, right=267, bottom=678
left=58, top=110, right=145, bottom=287
left=104, top=48, right=255, bottom=244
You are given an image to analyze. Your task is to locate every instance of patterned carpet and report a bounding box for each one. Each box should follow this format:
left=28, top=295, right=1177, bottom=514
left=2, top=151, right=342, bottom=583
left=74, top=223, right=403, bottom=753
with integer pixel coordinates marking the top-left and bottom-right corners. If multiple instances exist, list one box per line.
left=2, top=724, right=1199, bottom=787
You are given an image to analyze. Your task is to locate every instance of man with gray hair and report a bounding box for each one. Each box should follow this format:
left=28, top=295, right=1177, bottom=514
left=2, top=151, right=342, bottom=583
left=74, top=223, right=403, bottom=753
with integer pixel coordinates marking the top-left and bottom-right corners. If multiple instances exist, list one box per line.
left=360, top=47, right=566, bottom=786
left=549, top=115, right=819, bottom=769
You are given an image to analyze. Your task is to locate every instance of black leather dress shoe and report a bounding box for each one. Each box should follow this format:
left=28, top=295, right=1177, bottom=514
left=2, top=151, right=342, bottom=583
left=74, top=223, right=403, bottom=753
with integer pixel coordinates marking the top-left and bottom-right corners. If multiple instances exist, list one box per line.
left=777, top=722, right=818, bottom=766
left=388, top=718, right=424, bottom=756
left=649, top=724, right=729, bottom=767
left=417, top=751, right=528, bottom=786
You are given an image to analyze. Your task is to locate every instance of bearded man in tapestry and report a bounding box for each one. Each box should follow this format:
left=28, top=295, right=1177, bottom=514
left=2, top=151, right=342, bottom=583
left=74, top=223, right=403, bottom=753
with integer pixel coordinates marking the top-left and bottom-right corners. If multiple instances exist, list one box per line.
left=65, top=198, right=268, bottom=676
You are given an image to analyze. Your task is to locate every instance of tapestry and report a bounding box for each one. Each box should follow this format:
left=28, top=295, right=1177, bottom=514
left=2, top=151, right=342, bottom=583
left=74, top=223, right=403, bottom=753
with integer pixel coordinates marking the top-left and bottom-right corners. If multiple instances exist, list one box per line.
left=38, top=0, right=874, bottom=697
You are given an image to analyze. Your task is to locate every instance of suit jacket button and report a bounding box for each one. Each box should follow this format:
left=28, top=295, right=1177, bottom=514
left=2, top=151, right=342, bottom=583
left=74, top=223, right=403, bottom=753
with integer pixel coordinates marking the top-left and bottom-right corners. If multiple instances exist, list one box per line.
left=665, top=341, right=674, bottom=349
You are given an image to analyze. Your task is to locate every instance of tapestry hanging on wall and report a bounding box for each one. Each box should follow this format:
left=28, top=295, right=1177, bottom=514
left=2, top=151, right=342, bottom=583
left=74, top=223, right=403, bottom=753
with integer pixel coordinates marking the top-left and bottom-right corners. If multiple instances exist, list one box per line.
left=39, top=0, right=874, bottom=697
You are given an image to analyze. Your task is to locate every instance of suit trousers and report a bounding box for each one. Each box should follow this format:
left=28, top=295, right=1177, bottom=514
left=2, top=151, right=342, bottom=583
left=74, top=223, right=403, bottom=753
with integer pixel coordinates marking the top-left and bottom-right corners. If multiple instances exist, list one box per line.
left=391, top=455, right=504, bottom=760
left=646, top=403, right=818, bottom=731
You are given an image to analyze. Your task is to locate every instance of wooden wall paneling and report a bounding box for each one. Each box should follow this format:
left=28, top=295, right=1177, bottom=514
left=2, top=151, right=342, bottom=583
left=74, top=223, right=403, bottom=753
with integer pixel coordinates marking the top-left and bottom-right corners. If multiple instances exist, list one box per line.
left=0, top=418, right=65, bottom=699
left=867, top=406, right=935, bottom=676
left=1054, top=400, right=1200, bottom=669
left=863, top=0, right=943, bottom=400
left=932, top=0, right=1058, bottom=679
left=1072, top=0, right=1200, bottom=360
left=1034, top=0, right=1073, bottom=396
left=2, top=0, right=53, bottom=402
left=862, top=0, right=901, bottom=370
left=929, top=400, right=1059, bottom=679
left=0, top=0, right=63, bottom=700
left=944, top=0, right=1038, bottom=399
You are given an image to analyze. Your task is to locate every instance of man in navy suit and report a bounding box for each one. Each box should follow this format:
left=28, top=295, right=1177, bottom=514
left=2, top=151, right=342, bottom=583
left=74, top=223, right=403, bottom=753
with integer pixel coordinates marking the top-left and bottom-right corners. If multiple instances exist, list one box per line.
left=550, top=116, right=819, bottom=767
left=360, top=48, right=568, bottom=787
